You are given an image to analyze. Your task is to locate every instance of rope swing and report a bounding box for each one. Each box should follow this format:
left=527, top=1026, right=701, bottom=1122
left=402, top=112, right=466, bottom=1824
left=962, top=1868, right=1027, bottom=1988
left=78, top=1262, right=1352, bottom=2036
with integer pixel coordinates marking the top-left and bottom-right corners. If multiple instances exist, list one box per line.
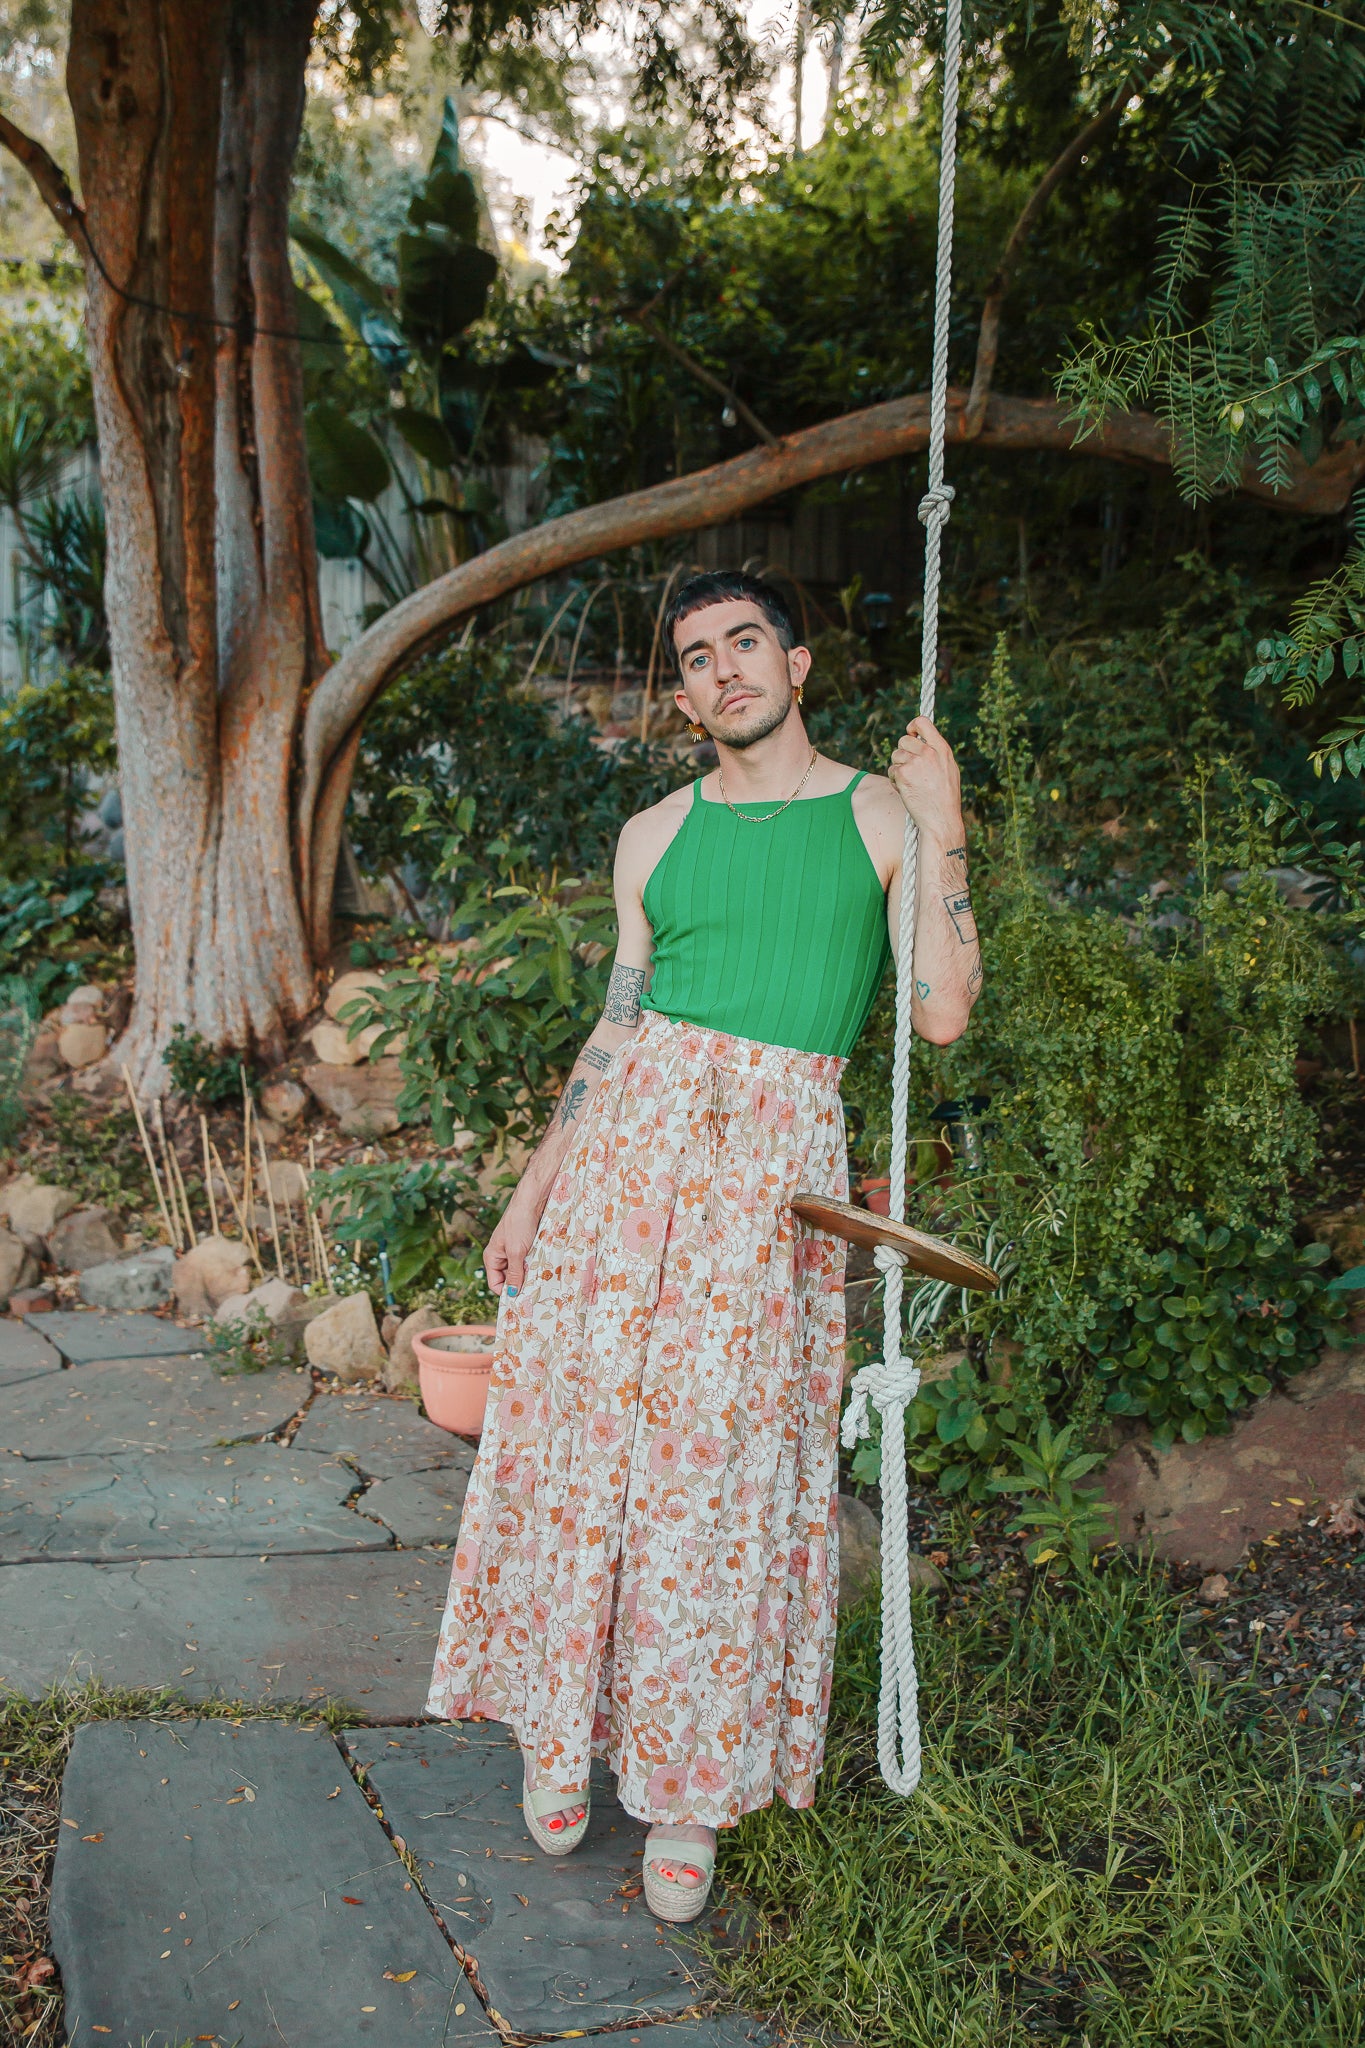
left=797, top=0, right=983, bottom=1799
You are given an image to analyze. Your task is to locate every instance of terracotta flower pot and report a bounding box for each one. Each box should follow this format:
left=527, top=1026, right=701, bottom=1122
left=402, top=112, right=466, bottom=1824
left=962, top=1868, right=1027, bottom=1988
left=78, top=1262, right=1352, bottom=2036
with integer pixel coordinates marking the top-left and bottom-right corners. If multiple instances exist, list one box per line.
left=414, top=1324, right=497, bottom=1437
left=858, top=1176, right=893, bottom=1216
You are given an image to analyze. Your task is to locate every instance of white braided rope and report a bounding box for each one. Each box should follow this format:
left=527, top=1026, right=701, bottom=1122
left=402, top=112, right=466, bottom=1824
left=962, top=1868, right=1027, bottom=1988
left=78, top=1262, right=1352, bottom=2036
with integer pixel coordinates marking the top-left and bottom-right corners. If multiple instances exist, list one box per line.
left=840, top=0, right=963, bottom=1799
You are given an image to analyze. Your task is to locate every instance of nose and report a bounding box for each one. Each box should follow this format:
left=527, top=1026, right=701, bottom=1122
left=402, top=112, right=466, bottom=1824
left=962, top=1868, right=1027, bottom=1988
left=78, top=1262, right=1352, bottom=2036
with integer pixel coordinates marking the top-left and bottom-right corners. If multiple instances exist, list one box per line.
left=714, top=641, right=742, bottom=684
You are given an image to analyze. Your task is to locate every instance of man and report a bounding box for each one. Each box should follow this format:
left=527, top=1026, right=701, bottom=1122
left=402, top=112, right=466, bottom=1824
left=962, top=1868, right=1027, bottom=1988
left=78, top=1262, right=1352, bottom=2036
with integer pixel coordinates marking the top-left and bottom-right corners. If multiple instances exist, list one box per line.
left=427, top=570, right=979, bottom=1922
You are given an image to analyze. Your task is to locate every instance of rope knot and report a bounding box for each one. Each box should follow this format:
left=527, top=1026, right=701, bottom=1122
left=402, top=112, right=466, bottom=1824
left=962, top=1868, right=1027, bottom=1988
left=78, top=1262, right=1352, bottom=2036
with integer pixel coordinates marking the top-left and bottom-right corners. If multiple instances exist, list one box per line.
left=918, top=481, right=955, bottom=529
left=841, top=1355, right=923, bottom=1448
left=872, top=1243, right=909, bottom=1274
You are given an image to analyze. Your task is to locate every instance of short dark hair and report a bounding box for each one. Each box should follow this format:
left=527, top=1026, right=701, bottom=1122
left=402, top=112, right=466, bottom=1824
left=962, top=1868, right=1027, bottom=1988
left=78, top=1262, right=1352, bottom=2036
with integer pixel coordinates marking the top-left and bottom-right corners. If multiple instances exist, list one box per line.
left=664, top=571, right=797, bottom=678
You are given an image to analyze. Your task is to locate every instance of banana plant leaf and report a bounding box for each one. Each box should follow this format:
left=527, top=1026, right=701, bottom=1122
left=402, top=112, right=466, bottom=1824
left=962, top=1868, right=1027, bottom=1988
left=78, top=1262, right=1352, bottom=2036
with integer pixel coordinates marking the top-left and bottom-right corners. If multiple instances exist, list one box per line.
left=390, top=406, right=459, bottom=468
left=397, top=231, right=498, bottom=355
left=305, top=402, right=391, bottom=503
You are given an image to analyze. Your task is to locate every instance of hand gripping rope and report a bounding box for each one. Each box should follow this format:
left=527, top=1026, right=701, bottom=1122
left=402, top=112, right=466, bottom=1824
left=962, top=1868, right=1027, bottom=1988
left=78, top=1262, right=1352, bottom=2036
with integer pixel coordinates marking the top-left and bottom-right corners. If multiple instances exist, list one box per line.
left=839, top=0, right=964, bottom=1799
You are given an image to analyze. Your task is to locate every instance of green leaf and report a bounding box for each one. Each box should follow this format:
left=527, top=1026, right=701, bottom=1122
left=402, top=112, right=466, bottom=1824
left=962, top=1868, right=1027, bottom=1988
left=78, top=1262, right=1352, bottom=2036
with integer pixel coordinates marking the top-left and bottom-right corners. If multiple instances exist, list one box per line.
left=391, top=407, right=458, bottom=469
left=397, top=233, right=498, bottom=355
left=305, top=404, right=391, bottom=503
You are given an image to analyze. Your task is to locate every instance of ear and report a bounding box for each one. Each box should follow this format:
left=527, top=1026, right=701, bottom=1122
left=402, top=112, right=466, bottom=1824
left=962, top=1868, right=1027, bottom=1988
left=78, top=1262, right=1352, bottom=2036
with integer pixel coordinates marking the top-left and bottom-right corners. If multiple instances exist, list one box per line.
left=788, top=644, right=813, bottom=690
left=674, top=685, right=694, bottom=720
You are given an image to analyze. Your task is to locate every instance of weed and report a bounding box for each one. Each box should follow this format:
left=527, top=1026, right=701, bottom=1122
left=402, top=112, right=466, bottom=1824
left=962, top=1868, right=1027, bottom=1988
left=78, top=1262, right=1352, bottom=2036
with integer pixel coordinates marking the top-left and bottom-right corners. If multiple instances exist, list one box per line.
left=203, top=1304, right=291, bottom=1376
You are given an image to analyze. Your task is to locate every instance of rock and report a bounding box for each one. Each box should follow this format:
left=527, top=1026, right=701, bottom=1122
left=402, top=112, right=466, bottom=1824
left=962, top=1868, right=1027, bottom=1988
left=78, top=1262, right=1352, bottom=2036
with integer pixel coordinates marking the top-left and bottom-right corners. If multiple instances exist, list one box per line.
left=0, top=1229, right=41, bottom=1299
left=383, top=1305, right=446, bottom=1393
left=57, top=1020, right=108, bottom=1069
left=260, top=1078, right=308, bottom=1126
left=302, top=1057, right=405, bottom=1138
left=1198, top=1572, right=1230, bottom=1604
left=60, top=984, right=106, bottom=1022
left=214, top=1280, right=339, bottom=1360
left=837, top=1493, right=943, bottom=1609
left=1101, top=1344, right=1365, bottom=1569
left=266, top=1159, right=309, bottom=1212
left=47, top=1206, right=124, bottom=1273
left=304, top=1291, right=386, bottom=1381
left=324, top=967, right=387, bottom=1020
left=172, top=1235, right=254, bottom=1318
left=22, top=1030, right=63, bottom=1088
left=307, top=1019, right=377, bottom=1067
left=252, top=1115, right=284, bottom=1148
left=5, top=1181, right=79, bottom=1238
left=78, top=1244, right=175, bottom=1311
left=9, top=1286, right=55, bottom=1318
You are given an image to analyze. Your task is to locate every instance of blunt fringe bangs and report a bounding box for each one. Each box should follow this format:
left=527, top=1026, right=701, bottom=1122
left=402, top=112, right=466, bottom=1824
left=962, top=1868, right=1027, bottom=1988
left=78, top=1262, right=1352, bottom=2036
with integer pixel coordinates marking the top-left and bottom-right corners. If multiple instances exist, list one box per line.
left=664, top=571, right=797, bottom=676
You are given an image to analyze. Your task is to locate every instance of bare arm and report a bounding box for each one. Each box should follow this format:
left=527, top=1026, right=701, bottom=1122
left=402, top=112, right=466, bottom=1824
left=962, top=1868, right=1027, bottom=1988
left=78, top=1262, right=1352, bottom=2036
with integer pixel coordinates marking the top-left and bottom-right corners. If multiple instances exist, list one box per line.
left=885, top=719, right=982, bottom=1045
left=482, top=813, right=660, bottom=1296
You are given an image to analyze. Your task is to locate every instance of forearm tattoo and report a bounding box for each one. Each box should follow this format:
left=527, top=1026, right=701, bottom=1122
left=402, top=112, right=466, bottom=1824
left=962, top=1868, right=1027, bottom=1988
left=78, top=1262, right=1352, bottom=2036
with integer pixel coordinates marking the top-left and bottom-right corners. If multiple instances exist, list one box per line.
left=581, top=1043, right=613, bottom=1074
left=943, top=889, right=978, bottom=946
left=555, top=1077, right=589, bottom=1129
left=945, top=845, right=968, bottom=865
left=603, top=962, right=646, bottom=1026
left=968, top=953, right=983, bottom=993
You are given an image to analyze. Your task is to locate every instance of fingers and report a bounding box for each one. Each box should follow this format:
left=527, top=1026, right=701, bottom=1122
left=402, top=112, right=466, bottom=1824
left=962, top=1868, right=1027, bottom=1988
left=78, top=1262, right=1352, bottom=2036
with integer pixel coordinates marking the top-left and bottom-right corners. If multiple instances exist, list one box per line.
left=484, top=1237, right=508, bottom=1294
left=504, top=1245, right=527, bottom=1293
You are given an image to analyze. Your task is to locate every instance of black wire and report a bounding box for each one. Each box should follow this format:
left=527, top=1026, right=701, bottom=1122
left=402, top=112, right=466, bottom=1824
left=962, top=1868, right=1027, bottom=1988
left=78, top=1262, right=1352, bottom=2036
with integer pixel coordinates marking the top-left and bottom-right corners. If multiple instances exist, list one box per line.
left=69, top=202, right=392, bottom=351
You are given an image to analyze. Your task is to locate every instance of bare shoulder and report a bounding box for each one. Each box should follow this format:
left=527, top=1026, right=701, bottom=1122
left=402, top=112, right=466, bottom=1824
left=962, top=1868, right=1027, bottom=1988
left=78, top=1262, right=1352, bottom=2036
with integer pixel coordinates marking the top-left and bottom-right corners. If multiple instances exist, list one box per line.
left=615, top=779, right=695, bottom=891
left=849, top=769, right=907, bottom=875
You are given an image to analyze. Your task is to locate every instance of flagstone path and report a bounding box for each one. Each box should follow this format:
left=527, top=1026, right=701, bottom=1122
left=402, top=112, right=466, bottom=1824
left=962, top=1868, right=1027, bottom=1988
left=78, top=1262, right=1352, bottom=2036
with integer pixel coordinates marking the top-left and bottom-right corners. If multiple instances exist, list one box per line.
left=2, top=1310, right=779, bottom=2048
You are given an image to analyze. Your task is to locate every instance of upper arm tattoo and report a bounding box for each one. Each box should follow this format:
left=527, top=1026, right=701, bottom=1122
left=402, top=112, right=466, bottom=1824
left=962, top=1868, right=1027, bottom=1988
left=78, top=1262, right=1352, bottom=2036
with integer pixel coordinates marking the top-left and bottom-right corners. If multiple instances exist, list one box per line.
left=603, top=962, right=646, bottom=1026
left=944, top=890, right=978, bottom=945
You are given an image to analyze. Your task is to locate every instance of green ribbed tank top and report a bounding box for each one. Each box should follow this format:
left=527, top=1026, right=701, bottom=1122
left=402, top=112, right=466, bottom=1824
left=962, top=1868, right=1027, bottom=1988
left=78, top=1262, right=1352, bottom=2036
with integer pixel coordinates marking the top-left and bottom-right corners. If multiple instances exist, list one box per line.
left=640, top=771, right=892, bottom=1058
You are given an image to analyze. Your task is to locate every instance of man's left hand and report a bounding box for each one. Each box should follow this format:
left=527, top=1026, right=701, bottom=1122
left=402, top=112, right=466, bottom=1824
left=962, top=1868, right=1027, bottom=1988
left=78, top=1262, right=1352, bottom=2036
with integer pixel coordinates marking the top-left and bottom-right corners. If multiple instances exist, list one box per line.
left=889, top=716, right=963, bottom=840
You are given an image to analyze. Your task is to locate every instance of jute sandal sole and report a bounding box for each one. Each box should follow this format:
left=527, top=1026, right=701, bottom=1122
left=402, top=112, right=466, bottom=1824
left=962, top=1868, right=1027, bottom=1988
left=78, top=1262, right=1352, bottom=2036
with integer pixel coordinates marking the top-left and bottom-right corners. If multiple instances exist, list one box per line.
left=522, top=1779, right=590, bottom=1856
left=643, top=1842, right=716, bottom=1924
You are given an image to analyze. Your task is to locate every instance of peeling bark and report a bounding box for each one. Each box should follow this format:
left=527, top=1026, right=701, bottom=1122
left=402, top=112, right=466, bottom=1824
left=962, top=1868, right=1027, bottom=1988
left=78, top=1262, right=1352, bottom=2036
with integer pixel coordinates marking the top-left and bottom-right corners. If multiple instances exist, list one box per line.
left=2, top=9, right=1360, bottom=1082
left=65, top=0, right=322, bottom=1087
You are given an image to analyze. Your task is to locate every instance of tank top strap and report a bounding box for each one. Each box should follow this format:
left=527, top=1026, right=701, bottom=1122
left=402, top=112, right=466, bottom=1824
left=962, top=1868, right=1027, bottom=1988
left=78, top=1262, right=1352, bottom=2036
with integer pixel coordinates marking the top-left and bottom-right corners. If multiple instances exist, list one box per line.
left=843, top=770, right=869, bottom=798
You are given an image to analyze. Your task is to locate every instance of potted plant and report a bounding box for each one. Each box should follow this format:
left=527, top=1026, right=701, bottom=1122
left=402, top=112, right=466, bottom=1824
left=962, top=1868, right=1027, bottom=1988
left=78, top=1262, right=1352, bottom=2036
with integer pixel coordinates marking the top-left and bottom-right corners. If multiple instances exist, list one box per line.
left=413, top=1323, right=498, bottom=1436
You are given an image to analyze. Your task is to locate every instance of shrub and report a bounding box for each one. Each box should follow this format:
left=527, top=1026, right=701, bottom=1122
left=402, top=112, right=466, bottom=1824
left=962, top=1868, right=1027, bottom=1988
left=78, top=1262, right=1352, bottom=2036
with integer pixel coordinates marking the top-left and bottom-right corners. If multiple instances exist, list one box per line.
left=847, top=637, right=1357, bottom=1493
left=1083, top=1220, right=1343, bottom=1449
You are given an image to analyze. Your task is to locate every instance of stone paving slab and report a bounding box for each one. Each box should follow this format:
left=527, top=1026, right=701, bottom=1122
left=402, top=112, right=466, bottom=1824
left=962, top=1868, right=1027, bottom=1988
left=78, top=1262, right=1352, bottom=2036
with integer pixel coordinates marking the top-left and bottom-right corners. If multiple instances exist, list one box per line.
left=359, top=1466, right=472, bottom=1546
left=0, top=1320, right=63, bottom=1390
left=346, top=1721, right=727, bottom=2036
left=0, top=1549, right=449, bottom=1712
left=3, top=1354, right=307, bottom=1459
left=292, top=1390, right=478, bottom=1477
left=25, top=1307, right=206, bottom=1362
left=49, top=1717, right=493, bottom=2048
left=0, top=1447, right=389, bottom=1563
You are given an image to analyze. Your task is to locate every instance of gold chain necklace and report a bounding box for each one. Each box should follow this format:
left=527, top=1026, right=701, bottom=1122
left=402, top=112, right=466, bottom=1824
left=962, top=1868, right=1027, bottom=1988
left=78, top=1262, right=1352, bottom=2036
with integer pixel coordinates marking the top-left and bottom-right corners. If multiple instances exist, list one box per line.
left=717, top=746, right=819, bottom=824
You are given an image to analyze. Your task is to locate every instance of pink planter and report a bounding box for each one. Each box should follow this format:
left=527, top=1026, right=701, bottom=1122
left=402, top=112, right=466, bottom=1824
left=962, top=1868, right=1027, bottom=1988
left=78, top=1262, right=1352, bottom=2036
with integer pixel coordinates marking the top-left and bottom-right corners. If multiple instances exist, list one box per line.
left=414, top=1324, right=497, bottom=1437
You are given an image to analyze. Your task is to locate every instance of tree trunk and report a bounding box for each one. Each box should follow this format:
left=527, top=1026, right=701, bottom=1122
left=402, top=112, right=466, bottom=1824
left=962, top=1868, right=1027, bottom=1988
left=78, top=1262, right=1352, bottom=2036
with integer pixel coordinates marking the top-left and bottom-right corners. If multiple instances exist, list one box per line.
left=68, top=0, right=324, bottom=1089
left=5, top=5, right=1362, bottom=1085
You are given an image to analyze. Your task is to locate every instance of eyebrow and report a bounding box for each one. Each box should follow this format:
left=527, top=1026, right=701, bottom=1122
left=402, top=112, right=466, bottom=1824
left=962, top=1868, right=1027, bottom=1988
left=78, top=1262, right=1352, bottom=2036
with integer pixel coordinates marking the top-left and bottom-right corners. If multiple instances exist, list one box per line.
left=677, top=618, right=768, bottom=660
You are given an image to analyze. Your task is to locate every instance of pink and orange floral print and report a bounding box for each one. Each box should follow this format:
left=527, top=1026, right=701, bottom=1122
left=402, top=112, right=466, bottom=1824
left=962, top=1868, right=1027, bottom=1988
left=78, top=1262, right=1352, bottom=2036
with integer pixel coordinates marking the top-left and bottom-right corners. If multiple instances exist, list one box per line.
left=426, top=1011, right=851, bottom=1828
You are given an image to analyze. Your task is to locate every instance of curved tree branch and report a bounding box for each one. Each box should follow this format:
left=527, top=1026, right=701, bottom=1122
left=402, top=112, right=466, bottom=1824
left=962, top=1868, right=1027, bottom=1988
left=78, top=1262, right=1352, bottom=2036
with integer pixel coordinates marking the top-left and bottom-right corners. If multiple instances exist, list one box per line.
left=298, top=382, right=1365, bottom=921
left=631, top=311, right=779, bottom=447
left=963, top=59, right=1165, bottom=438
left=0, top=110, right=85, bottom=243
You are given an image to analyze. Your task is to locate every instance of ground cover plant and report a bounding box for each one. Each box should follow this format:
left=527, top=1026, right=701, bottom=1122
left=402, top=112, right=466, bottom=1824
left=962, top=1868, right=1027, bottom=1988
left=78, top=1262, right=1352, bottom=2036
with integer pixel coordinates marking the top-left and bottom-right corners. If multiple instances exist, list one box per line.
left=5, top=1527, right=1361, bottom=2048
left=714, top=1543, right=1365, bottom=2046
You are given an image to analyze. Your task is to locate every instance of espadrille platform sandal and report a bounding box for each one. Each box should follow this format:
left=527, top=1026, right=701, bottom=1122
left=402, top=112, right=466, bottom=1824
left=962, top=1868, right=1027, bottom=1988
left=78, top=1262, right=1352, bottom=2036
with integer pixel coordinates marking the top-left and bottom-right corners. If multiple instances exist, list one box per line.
left=522, top=1780, right=590, bottom=1856
left=643, top=1837, right=716, bottom=1924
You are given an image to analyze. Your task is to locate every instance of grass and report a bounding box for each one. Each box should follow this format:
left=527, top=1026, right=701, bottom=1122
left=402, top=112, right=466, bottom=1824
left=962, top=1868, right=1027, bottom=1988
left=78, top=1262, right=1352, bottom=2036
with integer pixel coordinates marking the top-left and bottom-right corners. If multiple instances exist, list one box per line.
left=4, top=1562, right=1362, bottom=2048
left=712, top=1549, right=1365, bottom=2046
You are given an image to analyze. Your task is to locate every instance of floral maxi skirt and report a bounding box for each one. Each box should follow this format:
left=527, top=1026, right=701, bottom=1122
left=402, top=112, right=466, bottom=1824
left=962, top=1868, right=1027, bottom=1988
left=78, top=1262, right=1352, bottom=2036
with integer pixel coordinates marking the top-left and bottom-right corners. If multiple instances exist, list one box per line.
left=425, top=1011, right=851, bottom=1828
